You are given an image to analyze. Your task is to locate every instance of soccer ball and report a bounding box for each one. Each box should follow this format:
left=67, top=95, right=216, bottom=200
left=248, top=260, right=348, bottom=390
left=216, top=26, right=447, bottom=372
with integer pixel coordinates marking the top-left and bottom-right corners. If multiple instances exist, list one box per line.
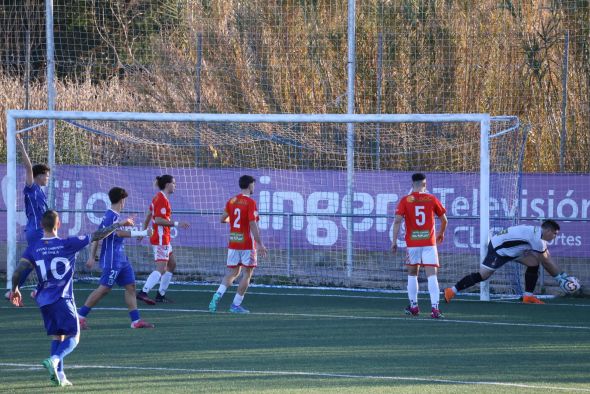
left=560, top=276, right=581, bottom=294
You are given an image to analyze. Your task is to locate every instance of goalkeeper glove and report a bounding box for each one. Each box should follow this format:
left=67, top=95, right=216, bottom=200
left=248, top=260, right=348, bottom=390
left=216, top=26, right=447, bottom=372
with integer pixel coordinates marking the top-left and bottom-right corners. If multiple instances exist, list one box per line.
left=553, top=272, right=568, bottom=285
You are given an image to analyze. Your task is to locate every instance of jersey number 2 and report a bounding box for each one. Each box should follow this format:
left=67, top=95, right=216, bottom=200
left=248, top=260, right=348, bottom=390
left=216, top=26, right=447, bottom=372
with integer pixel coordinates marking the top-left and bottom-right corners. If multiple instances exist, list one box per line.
left=35, top=257, right=71, bottom=281
left=233, top=208, right=241, bottom=228
left=415, top=206, right=426, bottom=226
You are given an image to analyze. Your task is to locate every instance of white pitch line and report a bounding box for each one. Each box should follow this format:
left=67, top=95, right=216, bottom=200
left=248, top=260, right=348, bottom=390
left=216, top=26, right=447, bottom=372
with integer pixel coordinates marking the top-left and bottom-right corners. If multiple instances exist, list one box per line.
left=1, top=362, right=588, bottom=392
left=20, top=305, right=585, bottom=331
left=69, top=286, right=590, bottom=307
left=2, top=302, right=589, bottom=330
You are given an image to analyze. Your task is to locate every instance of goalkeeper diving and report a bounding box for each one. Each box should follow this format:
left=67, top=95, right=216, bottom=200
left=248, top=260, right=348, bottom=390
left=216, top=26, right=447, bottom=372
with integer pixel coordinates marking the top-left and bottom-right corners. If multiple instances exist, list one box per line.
left=444, top=220, right=582, bottom=304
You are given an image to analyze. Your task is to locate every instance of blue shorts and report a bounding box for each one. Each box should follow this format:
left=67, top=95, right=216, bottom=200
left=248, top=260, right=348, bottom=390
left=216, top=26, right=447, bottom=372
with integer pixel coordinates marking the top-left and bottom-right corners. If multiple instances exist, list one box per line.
left=41, top=298, right=79, bottom=336
left=25, top=228, right=43, bottom=246
left=99, top=264, right=135, bottom=288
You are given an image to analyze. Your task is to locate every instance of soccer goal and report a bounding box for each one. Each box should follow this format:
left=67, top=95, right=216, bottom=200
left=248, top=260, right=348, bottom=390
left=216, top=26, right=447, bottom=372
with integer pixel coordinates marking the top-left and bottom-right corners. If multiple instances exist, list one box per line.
left=5, top=110, right=527, bottom=300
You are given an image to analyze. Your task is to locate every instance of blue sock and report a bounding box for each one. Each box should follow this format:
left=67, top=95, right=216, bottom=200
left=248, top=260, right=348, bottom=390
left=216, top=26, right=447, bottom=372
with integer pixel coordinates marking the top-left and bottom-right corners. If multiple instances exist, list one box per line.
left=78, top=305, right=92, bottom=318
left=50, top=340, right=63, bottom=372
left=54, top=337, right=78, bottom=361
left=18, top=267, right=33, bottom=287
left=129, top=309, right=140, bottom=322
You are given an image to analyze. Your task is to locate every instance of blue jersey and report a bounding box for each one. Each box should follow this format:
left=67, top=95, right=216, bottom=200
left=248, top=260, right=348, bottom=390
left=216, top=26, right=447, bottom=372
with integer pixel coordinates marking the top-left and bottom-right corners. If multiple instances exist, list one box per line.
left=23, top=183, right=48, bottom=232
left=21, top=235, right=90, bottom=307
left=98, top=209, right=128, bottom=269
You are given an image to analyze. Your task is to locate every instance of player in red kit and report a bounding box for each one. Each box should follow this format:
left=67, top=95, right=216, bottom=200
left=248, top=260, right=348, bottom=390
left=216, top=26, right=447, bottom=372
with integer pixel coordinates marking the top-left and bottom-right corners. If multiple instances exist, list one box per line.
left=208, top=175, right=268, bottom=313
left=136, top=175, right=189, bottom=304
left=391, top=173, right=448, bottom=318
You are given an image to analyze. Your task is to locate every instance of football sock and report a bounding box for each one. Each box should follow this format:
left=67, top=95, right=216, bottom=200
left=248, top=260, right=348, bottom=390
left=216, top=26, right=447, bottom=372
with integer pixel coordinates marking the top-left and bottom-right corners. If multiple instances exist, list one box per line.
left=407, top=275, right=418, bottom=307
left=143, top=271, right=162, bottom=293
left=524, top=265, right=540, bottom=293
left=158, top=272, right=173, bottom=296
left=129, top=309, right=140, bottom=323
left=216, top=284, right=227, bottom=296
left=427, top=275, right=440, bottom=309
left=232, top=293, right=244, bottom=306
left=455, top=272, right=483, bottom=292
left=78, top=305, right=91, bottom=318
left=54, top=337, right=78, bottom=361
left=18, top=267, right=33, bottom=287
left=50, top=340, right=63, bottom=372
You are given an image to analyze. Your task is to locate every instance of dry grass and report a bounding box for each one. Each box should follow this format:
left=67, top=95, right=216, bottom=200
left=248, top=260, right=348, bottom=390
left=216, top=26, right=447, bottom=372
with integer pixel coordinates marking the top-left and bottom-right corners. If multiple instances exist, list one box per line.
left=0, top=0, right=588, bottom=172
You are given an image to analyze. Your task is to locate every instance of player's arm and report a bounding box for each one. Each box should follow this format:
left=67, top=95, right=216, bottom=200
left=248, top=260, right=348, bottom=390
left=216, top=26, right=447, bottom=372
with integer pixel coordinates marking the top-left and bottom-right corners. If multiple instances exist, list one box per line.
left=10, top=258, right=34, bottom=306
left=85, top=240, right=100, bottom=269
left=116, top=227, right=153, bottom=238
left=250, top=220, right=267, bottom=258
left=16, top=135, right=34, bottom=186
left=153, top=217, right=190, bottom=229
left=436, top=213, right=448, bottom=244
left=220, top=211, right=229, bottom=223
left=391, top=215, right=404, bottom=253
left=142, top=210, right=152, bottom=230
left=91, top=217, right=134, bottom=242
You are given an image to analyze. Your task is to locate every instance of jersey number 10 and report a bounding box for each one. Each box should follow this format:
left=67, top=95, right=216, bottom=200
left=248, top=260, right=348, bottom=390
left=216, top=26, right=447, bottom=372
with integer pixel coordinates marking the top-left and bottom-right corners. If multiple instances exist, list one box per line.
left=35, top=257, right=70, bottom=281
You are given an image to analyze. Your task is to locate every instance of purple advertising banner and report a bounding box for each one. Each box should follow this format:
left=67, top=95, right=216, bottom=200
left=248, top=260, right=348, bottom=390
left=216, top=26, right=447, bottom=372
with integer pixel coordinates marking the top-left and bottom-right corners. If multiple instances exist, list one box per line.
left=1, top=166, right=588, bottom=257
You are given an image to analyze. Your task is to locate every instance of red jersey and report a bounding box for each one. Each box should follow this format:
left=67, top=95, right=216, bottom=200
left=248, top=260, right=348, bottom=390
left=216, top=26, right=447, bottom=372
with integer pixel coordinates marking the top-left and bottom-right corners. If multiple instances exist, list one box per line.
left=150, top=191, right=172, bottom=246
left=226, top=194, right=259, bottom=250
left=395, top=192, right=446, bottom=247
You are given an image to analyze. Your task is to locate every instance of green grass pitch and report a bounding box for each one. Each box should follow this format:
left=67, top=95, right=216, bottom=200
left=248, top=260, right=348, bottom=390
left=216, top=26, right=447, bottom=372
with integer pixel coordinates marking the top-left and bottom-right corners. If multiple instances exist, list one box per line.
left=1, top=285, right=589, bottom=393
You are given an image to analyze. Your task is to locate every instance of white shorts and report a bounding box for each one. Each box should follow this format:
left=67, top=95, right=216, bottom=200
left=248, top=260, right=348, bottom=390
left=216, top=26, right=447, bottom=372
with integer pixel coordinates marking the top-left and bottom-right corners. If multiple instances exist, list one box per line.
left=405, top=246, right=439, bottom=267
left=227, top=249, right=257, bottom=268
left=153, top=244, right=173, bottom=262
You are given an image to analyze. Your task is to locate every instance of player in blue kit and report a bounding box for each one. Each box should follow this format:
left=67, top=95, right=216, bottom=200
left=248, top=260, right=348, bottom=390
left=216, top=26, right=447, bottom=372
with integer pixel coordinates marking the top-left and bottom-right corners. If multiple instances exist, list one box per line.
left=78, top=187, right=155, bottom=329
left=5, top=136, right=50, bottom=304
left=10, top=210, right=133, bottom=387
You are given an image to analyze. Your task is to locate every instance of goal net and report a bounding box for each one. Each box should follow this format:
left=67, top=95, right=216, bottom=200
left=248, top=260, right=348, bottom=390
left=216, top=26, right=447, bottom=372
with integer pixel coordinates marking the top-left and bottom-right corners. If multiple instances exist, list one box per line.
left=5, top=111, right=527, bottom=299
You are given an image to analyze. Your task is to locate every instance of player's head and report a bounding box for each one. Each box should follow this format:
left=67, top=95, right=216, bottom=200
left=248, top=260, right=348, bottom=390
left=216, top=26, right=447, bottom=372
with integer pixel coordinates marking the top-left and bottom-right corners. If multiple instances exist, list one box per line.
left=32, top=164, right=50, bottom=186
left=108, top=187, right=128, bottom=208
left=541, top=219, right=560, bottom=241
left=156, top=175, right=175, bottom=194
left=41, top=210, right=60, bottom=232
left=411, top=172, right=427, bottom=191
left=239, top=175, right=256, bottom=195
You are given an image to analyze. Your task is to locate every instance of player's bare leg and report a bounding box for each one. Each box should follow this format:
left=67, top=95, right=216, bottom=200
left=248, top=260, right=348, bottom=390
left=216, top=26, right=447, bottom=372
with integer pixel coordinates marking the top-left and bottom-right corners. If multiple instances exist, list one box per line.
left=209, top=266, right=241, bottom=313
left=230, top=266, right=254, bottom=313
left=78, top=285, right=111, bottom=329
left=125, top=283, right=155, bottom=328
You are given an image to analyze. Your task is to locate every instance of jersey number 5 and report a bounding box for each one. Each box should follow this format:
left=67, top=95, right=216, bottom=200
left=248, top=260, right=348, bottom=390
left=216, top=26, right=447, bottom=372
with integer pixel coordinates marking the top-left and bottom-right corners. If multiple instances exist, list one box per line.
left=415, top=206, right=426, bottom=226
left=35, top=257, right=71, bottom=281
left=233, top=208, right=241, bottom=228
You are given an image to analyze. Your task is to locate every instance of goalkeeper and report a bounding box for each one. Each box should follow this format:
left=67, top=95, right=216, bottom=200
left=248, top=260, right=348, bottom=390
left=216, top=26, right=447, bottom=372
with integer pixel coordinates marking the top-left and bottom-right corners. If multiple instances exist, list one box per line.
left=444, top=220, right=578, bottom=304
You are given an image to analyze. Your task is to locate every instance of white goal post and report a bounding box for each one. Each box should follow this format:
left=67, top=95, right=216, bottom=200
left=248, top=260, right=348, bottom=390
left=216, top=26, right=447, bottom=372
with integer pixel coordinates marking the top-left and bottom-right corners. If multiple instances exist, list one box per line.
left=6, top=110, right=504, bottom=300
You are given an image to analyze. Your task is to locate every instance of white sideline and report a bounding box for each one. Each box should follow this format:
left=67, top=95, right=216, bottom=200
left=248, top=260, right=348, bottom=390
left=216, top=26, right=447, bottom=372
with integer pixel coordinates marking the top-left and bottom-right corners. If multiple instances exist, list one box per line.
left=1, top=362, right=588, bottom=392
left=3, top=304, right=586, bottom=330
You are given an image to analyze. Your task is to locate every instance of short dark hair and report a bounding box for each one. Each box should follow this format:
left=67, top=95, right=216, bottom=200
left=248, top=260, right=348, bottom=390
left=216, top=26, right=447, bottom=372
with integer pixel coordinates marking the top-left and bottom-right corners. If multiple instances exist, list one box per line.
left=41, top=210, right=59, bottom=230
left=541, top=219, right=560, bottom=232
left=108, top=187, right=128, bottom=204
left=411, top=173, right=426, bottom=182
left=156, top=175, right=174, bottom=190
left=239, top=175, right=256, bottom=190
left=33, top=164, right=50, bottom=177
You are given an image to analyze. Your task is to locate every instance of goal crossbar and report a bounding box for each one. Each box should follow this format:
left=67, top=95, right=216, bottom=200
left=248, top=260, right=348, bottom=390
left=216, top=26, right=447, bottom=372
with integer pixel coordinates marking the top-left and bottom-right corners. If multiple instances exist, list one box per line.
left=5, top=110, right=493, bottom=300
